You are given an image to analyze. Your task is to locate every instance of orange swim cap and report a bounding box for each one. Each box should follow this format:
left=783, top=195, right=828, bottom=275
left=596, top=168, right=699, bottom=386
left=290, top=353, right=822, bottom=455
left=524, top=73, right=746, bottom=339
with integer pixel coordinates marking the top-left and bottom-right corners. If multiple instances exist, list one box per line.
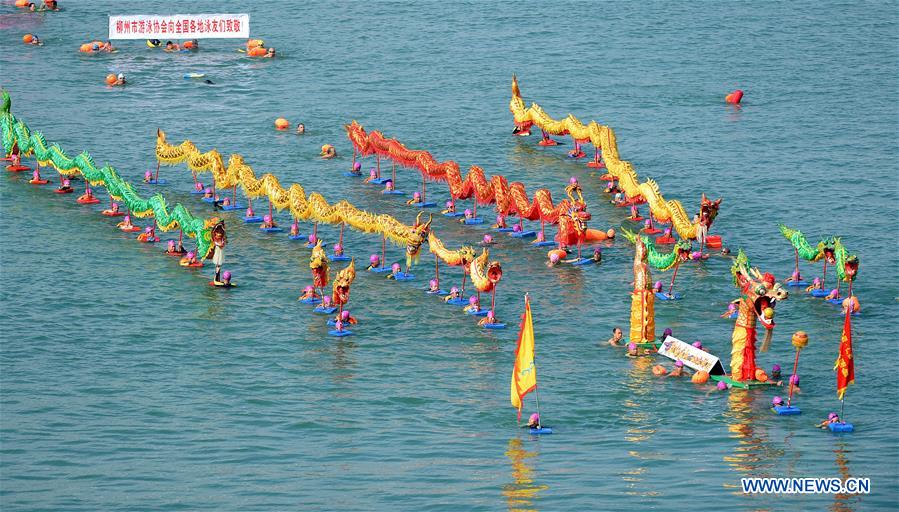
left=23, top=34, right=34, bottom=44
left=105, top=74, right=117, bottom=85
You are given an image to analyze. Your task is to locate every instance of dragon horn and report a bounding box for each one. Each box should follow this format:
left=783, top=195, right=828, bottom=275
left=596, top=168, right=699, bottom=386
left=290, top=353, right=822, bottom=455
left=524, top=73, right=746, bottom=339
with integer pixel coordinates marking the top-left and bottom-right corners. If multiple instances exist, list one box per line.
left=424, top=214, right=433, bottom=230
left=415, top=211, right=423, bottom=225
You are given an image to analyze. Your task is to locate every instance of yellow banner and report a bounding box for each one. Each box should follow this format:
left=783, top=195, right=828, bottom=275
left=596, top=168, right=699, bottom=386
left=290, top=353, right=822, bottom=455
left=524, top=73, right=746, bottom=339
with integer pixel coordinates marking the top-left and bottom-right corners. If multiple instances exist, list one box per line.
left=511, top=296, right=537, bottom=418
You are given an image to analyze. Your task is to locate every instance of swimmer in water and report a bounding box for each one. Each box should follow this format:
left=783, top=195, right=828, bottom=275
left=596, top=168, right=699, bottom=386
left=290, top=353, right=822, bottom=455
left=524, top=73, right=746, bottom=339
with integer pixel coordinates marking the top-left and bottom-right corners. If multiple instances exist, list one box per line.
left=427, top=279, right=440, bottom=293
left=406, top=192, right=423, bottom=206
left=320, top=144, right=336, bottom=159
left=332, top=243, right=344, bottom=257
left=492, top=214, right=507, bottom=229
left=532, top=231, right=545, bottom=244
left=101, top=202, right=120, bottom=215
left=817, top=412, right=841, bottom=429
left=164, top=41, right=180, bottom=52
left=383, top=179, right=395, bottom=193
left=349, top=162, right=362, bottom=176
left=592, top=248, right=602, bottom=264
left=480, top=234, right=494, bottom=246
left=263, top=47, right=276, bottom=58
left=204, top=79, right=214, bottom=85
left=720, top=300, right=739, bottom=318
left=547, top=252, right=561, bottom=268
left=444, top=286, right=462, bottom=303
left=525, top=413, right=540, bottom=429
left=289, top=221, right=300, bottom=237
left=607, top=327, right=624, bottom=346
left=334, top=309, right=357, bottom=325
left=366, top=254, right=382, bottom=271
left=261, top=214, right=277, bottom=229
left=771, top=396, right=784, bottom=409
left=298, top=285, right=319, bottom=301
left=117, top=214, right=135, bottom=231
left=101, top=41, right=115, bottom=52
left=24, top=34, right=42, bottom=46
left=386, top=263, right=403, bottom=280
left=296, top=123, right=305, bottom=135
left=442, top=200, right=456, bottom=215
left=463, top=295, right=481, bottom=314
left=113, top=73, right=126, bottom=86
left=668, top=360, right=686, bottom=377
left=478, top=310, right=501, bottom=326
left=785, top=269, right=803, bottom=284
left=461, top=208, right=475, bottom=223
left=41, top=0, right=58, bottom=10
left=363, top=169, right=378, bottom=183
left=56, top=178, right=72, bottom=193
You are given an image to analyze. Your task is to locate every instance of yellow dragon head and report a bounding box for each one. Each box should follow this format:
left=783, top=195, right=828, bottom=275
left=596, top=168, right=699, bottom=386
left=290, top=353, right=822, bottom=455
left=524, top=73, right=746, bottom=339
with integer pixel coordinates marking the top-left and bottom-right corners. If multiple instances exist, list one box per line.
left=469, top=248, right=503, bottom=293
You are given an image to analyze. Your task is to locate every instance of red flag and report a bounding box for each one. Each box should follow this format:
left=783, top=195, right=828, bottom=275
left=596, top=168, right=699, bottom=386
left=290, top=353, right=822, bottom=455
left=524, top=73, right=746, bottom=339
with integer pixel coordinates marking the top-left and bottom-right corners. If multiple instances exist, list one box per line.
left=834, top=308, right=855, bottom=400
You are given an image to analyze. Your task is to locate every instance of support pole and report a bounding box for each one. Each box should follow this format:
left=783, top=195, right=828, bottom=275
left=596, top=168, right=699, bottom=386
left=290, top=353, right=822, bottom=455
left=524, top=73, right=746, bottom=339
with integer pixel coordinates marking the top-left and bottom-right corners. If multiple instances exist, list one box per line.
left=786, top=347, right=801, bottom=406
left=668, top=260, right=681, bottom=297
left=154, top=161, right=160, bottom=182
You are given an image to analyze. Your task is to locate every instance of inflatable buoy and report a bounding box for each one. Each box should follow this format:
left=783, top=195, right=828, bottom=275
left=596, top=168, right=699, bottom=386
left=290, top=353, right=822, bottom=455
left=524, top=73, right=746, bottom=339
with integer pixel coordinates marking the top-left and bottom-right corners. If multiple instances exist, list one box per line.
left=247, top=39, right=264, bottom=49
left=725, top=89, right=744, bottom=104
left=15, top=0, right=28, bottom=7
left=182, top=40, right=195, bottom=50
left=652, top=365, right=668, bottom=376
left=79, top=44, right=95, bottom=53
left=105, top=74, right=116, bottom=85
left=23, top=34, right=34, bottom=44
left=705, top=235, right=722, bottom=248
left=247, top=46, right=267, bottom=57
left=274, top=118, right=289, bottom=130
left=754, top=369, right=769, bottom=382
left=584, top=228, right=615, bottom=242
left=6, top=165, right=31, bottom=172
left=692, top=371, right=710, bottom=384
left=547, top=249, right=567, bottom=262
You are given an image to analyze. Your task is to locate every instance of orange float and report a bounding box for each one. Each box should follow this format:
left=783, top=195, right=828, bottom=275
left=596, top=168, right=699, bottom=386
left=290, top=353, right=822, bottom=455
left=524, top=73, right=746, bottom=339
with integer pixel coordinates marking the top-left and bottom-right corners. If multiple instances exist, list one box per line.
left=652, top=365, right=668, bottom=376
left=183, top=41, right=195, bottom=49
left=15, top=0, right=29, bottom=7
left=247, top=46, right=267, bottom=57
left=754, top=369, right=769, bottom=382
left=725, top=90, right=744, bottom=104
left=105, top=74, right=117, bottom=85
left=23, top=34, right=34, bottom=44
left=691, top=371, right=710, bottom=384
left=274, top=118, right=290, bottom=130
left=584, top=228, right=615, bottom=242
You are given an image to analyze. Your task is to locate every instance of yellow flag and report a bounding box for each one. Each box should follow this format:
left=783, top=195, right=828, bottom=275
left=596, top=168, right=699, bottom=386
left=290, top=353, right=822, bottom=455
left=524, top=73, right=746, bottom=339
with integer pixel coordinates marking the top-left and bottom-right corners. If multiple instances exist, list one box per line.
left=511, top=295, right=537, bottom=419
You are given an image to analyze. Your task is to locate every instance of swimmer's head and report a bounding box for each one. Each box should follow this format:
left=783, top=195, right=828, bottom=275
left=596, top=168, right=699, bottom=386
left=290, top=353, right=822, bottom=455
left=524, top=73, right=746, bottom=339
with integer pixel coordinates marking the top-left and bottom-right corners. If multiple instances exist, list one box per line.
left=569, top=176, right=578, bottom=185
left=450, top=286, right=459, bottom=294
left=144, top=171, right=152, bottom=179
left=333, top=243, right=342, bottom=252
left=644, top=219, right=651, bottom=228
left=469, top=296, right=479, bottom=305
left=369, top=254, right=380, bottom=264
left=513, top=224, right=522, bottom=232
left=664, top=227, right=671, bottom=235
left=369, top=169, right=377, bottom=178
left=772, top=396, right=783, bottom=406
left=828, top=412, right=838, bottom=420
left=529, top=413, right=539, bottom=424
left=789, top=374, right=800, bottom=385
left=429, top=279, right=438, bottom=288
left=496, top=214, right=504, bottom=223
left=487, top=310, right=495, bottom=319
left=627, top=342, right=637, bottom=351
left=692, top=341, right=703, bottom=349
left=222, top=271, right=231, bottom=282
left=445, top=200, right=454, bottom=208
left=483, top=234, right=492, bottom=244
left=663, top=328, right=673, bottom=338
left=168, top=240, right=175, bottom=248
left=391, top=263, right=401, bottom=273
left=204, top=187, right=212, bottom=194
left=353, top=162, right=361, bottom=171
left=145, top=226, right=154, bottom=233
left=341, top=310, right=350, bottom=320
left=303, top=285, right=314, bottom=292
left=594, top=248, right=601, bottom=255
left=307, top=234, right=317, bottom=244
left=717, top=381, right=727, bottom=391
left=195, top=182, right=204, bottom=191
left=813, top=277, right=821, bottom=284
left=464, top=209, right=472, bottom=216
left=675, top=360, right=684, bottom=368
left=322, top=296, right=331, bottom=306
left=263, top=214, right=272, bottom=223
left=549, top=253, right=560, bottom=263
left=413, top=192, right=421, bottom=199
left=186, top=251, right=195, bottom=259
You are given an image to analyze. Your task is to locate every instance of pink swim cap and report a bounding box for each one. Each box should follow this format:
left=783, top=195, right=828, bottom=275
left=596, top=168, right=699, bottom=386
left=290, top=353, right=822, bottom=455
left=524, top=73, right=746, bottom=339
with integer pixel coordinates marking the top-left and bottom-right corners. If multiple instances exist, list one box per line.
left=513, top=224, right=522, bottom=232
left=341, top=310, right=350, bottom=320
left=627, top=342, right=637, bottom=350
left=263, top=215, right=272, bottom=223
left=536, top=232, right=544, bottom=241
left=123, top=215, right=131, bottom=222
left=322, top=296, right=331, bottom=306
left=664, top=227, right=671, bottom=234
left=483, top=234, right=492, bottom=243
left=529, top=413, right=539, bottom=423
left=487, top=310, right=495, bottom=318
left=469, top=296, right=478, bottom=305
left=391, top=263, right=401, bottom=272
left=445, top=200, right=453, bottom=208
left=569, top=176, right=578, bottom=185
left=308, top=234, right=317, bottom=244
left=222, top=271, right=231, bottom=281
left=63, top=178, right=70, bottom=186
left=549, top=253, right=560, bottom=263
left=246, top=208, right=253, bottom=216
left=450, top=286, right=459, bottom=294
left=413, top=192, right=421, bottom=199
left=464, top=209, right=472, bottom=216
left=144, top=171, right=152, bottom=178
left=303, top=285, right=314, bottom=292
left=496, top=214, right=504, bottom=223
left=692, top=341, right=703, bottom=349
left=187, top=251, right=195, bottom=258
left=813, top=277, right=821, bottom=284
left=772, top=396, right=783, bottom=405
left=828, top=412, right=838, bottom=420
left=145, top=226, right=153, bottom=233
left=790, top=374, right=800, bottom=385
left=333, top=243, right=342, bottom=252
left=644, top=220, right=651, bottom=227
left=675, top=360, right=684, bottom=368
left=717, top=381, right=727, bottom=390
left=594, top=248, right=601, bottom=254
left=204, top=187, right=212, bottom=194
left=654, top=281, right=662, bottom=289
left=691, top=251, right=702, bottom=260
left=335, top=319, right=343, bottom=330
left=369, top=169, right=377, bottom=177
left=370, top=254, right=380, bottom=264
left=32, top=170, right=39, bottom=178
left=429, top=279, right=437, bottom=287
left=168, top=240, right=175, bottom=247
left=353, top=162, right=361, bottom=170
left=195, top=182, right=204, bottom=191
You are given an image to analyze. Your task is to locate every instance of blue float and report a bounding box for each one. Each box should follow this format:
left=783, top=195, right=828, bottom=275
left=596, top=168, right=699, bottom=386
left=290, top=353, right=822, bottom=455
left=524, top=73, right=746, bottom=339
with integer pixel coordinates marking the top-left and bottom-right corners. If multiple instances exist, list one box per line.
left=243, top=216, right=264, bottom=224
left=511, top=230, right=536, bottom=239
left=201, top=196, right=216, bottom=203
left=773, top=405, right=801, bottom=415
left=330, top=255, right=351, bottom=262
left=412, top=201, right=437, bottom=208
left=298, top=297, right=322, bottom=305
left=467, top=309, right=489, bottom=317
left=313, top=305, right=338, bottom=314
left=190, top=189, right=204, bottom=195
left=810, top=289, right=829, bottom=297
left=328, top=329, right=354, bottom=337
left=288, top=234, right=307, bottom=241
left=571, top=258, right=597, bottom=266
left=343, top=172, right=363, bottom=178
left=463, top=218, right=484, bottom=225
left=532, top=241, right=556, bottom=247
left=495, top=227, right=515, bottom=232
left=825, top=298, right=843, bottom=305
left=827, top=422, right=854, bottom=433
left=483, top=323, right=507, bottom=329
left=259, top=227, right=284, bottom=233
left=221, top=204, right=244, bottom=211
left=655, top=292, right=683, bottom=300
left=529, top=427, right=553, bottom=435
left=786, top=281, right=809, bottom=287
left=146, top=178, right=168, bottom=185
left=391, top=272, right=415, bottom=281
left=305, top=242, right=328, bottom=249
left=446, top=297, right=468, bottom=306
left=443, top=212, right=464, bottom=218
left=726, top=312, right=738, bottom=319
left=369, top=266, right=392, bottom=273
left=426, top=289, right=447, bottom=295
left=382, top=190, right=406, bottom=196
